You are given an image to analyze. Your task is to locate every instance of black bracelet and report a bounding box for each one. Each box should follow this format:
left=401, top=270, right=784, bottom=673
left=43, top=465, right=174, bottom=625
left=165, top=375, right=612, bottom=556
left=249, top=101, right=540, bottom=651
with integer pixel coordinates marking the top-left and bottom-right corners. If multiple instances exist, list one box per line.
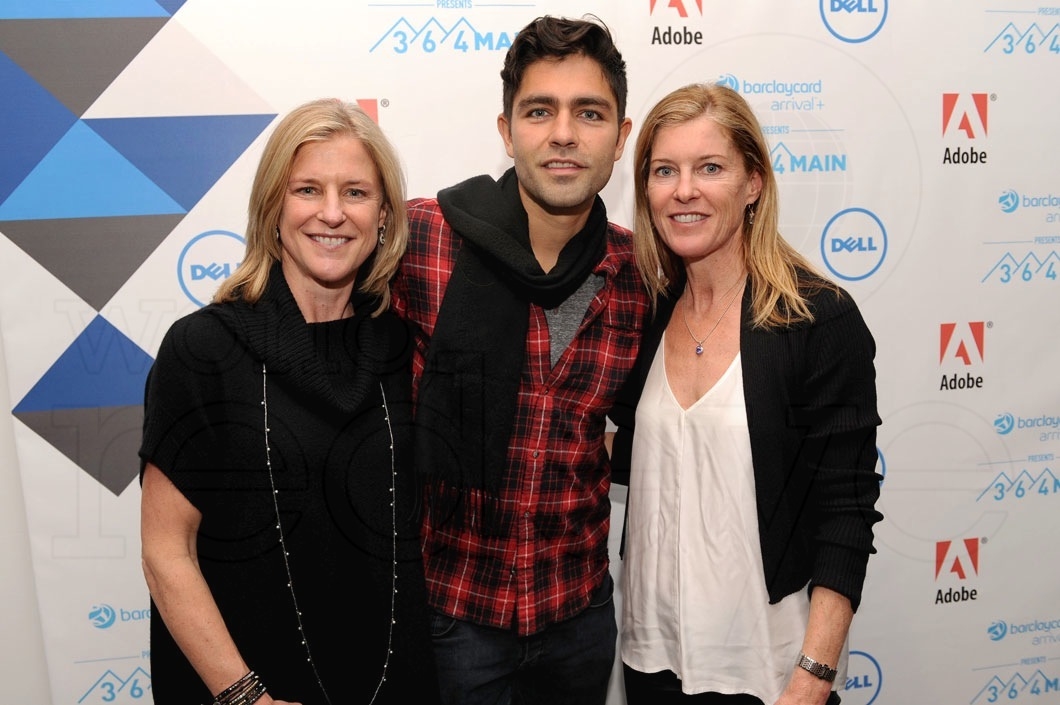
left=209, top=670, right=267, bottom=705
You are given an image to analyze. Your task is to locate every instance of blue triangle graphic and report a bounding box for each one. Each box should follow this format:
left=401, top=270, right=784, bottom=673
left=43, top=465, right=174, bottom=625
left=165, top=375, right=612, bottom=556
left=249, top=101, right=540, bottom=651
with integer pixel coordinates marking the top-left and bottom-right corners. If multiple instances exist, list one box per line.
left=0, top=51, right=78, bottom=204
left=0, top=0, right=169, bottom=19
left=0, top=120, right=184, bottom=220
left=154, top=0, right=187, bottom=15
left=86, top=114, right=276, bottom=211
left=13, top=316, right=153, bottom=412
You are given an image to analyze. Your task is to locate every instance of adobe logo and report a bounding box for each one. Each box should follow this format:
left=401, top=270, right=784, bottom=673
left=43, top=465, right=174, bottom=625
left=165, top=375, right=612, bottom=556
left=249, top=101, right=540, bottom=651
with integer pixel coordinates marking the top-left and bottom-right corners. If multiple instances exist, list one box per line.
left=650, top=0, right=704, bottom=17
left=935, top=538, right=980, bottom=580
left=357, top=99, right=379, bottom=123
left=939, top=322, right=985, bottom=365
left=942, top=93, right=988, bottom=139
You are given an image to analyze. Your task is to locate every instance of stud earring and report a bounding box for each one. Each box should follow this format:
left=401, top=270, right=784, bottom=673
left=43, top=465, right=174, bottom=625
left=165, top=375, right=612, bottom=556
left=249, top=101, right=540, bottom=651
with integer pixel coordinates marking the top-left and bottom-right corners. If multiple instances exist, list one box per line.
left=377, top=224, right=386, bottom=246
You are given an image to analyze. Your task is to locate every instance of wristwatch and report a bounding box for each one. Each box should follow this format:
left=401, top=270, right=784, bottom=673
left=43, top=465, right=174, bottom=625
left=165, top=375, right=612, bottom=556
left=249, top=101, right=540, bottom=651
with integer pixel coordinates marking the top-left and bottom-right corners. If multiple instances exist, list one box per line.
left=795, top=652, right=837, bottom=682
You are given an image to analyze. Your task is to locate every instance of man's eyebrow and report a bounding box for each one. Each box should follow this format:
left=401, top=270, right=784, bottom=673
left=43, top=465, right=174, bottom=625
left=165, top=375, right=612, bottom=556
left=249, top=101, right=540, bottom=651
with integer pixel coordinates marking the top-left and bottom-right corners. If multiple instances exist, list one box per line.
left=571, top=96, right=613, bottom=110
left=516, top=94, right=614, bottom=110
left=517, top=94, right=558, bottom=110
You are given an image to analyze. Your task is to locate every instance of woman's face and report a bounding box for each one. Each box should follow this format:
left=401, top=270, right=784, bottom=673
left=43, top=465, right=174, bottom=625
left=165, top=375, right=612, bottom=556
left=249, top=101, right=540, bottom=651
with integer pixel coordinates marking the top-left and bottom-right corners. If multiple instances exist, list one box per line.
left=646, top=115, right=760, bottom=263
left=278, top=134, right=386, bottom=300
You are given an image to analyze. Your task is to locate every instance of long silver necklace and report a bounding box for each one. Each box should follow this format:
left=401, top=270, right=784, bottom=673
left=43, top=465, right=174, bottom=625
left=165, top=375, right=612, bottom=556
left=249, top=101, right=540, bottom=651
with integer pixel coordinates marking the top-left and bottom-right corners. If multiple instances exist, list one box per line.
left=680, top=277, right=744, bottom=356
left=262, top=364, right=397, bottom=704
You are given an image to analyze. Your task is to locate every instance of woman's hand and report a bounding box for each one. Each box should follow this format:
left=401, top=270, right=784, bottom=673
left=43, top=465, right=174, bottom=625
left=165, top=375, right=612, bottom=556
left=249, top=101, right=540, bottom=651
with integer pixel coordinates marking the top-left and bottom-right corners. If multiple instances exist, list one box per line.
left=775, top=666, right=833, bottom=705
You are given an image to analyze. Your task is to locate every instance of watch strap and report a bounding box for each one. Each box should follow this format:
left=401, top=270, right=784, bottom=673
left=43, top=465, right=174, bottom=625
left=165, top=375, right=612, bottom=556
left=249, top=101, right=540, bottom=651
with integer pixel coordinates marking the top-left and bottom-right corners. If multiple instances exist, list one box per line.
left=795, top=652, right=837, bottom=682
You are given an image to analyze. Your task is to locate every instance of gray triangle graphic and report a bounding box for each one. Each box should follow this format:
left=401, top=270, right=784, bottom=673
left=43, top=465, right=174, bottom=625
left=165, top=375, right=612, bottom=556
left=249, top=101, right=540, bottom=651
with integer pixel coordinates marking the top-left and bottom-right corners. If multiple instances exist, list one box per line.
left=14, top=405, right=143, bottom=496
left=0, top=214, right=184, bottom=310
left=0, top=18, right=167, bottom=115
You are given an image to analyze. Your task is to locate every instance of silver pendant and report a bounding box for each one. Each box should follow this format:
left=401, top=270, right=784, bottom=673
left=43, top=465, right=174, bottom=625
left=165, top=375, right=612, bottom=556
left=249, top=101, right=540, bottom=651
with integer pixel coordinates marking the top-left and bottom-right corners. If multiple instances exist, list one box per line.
left=695, top=344, right=703, bottom=355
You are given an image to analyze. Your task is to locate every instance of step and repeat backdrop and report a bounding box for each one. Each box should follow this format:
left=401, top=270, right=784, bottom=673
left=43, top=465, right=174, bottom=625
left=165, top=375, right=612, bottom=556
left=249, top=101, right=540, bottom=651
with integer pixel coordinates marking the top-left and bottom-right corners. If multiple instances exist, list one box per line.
left=1, top=1, right=1058, bottom=703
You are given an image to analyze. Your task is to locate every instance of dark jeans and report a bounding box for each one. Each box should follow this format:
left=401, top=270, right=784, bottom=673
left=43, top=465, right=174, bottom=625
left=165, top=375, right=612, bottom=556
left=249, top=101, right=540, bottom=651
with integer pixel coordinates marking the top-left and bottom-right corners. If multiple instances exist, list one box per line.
left=430, top=572, right=617, bottom=705
left=623, top=664, right=842, bottom=705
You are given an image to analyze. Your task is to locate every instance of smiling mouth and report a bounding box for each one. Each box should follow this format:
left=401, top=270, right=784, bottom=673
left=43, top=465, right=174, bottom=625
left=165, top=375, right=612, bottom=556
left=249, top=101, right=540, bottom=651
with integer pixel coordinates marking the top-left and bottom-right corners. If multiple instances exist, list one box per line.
left=311, top=235, right=349, bottom=246
left=672, top=214, right=706, bottom=223
left=544, top=160, right=581, bottom=169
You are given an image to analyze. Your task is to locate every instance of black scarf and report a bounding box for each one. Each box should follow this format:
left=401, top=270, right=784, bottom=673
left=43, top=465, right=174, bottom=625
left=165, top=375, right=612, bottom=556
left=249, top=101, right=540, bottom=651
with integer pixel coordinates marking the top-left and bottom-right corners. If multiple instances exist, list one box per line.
left=415, top=167, right=607, bottom=530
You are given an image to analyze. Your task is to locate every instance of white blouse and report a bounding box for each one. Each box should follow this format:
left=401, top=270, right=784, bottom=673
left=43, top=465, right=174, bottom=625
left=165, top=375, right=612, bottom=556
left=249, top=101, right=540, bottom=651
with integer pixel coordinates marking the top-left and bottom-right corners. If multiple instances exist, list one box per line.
left=620, top=339, right=846, bottom=701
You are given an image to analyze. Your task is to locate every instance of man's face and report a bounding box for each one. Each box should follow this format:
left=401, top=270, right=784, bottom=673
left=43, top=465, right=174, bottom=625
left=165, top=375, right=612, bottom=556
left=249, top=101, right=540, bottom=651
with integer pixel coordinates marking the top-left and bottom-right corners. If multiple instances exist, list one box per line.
left=498, top=54, right=632, bottom=218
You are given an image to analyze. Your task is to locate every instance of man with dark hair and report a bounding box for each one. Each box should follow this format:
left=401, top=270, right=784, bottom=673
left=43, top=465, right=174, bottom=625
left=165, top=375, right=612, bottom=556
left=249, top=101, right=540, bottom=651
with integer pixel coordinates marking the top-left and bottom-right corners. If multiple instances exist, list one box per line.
left=391, top=14, right=648, bottom=705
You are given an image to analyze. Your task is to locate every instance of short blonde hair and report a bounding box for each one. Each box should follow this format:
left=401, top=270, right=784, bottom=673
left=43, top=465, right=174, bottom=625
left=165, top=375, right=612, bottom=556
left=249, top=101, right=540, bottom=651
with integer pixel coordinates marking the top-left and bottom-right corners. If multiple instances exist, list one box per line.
left=214, top=98, right=407, bottom=316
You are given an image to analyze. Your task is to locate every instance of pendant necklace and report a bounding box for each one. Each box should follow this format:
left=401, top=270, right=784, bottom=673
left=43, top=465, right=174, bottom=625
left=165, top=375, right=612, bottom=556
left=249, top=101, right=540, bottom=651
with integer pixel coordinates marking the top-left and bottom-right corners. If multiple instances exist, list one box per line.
left=680, top=276, right=744, bottom=356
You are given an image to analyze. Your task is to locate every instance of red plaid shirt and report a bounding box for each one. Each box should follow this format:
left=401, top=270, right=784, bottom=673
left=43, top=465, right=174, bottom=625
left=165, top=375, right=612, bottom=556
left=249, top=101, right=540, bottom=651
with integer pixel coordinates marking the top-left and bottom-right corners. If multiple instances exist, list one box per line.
left=391, top=196, right=649, bottom=636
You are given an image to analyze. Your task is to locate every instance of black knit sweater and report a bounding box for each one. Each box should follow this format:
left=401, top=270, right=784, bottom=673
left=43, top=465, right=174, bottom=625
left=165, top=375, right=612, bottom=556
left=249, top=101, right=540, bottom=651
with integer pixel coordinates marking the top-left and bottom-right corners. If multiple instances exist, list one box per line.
left=139, top=265, right=438, bottom=704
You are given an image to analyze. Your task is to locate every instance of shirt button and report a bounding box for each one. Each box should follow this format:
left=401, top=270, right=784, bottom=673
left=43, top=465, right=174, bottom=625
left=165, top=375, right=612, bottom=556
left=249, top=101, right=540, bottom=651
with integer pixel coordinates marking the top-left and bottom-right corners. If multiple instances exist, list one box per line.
left=532, top=450, right=540, bottom=458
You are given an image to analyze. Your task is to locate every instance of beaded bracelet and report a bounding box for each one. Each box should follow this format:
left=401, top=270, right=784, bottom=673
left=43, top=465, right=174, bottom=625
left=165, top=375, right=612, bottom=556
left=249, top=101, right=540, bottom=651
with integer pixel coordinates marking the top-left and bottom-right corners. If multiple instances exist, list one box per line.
left=209, top=670, right=267, bottom=705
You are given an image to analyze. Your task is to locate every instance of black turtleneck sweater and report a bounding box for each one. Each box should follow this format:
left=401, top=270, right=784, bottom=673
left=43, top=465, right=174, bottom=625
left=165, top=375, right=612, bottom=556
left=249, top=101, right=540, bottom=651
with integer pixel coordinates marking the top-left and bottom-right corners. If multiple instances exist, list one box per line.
left=139, top=265, right=438, bottom=704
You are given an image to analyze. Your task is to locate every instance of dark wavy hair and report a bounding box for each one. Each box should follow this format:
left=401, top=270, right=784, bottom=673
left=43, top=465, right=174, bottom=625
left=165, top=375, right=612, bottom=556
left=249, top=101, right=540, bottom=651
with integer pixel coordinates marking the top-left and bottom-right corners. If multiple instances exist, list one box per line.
left=500, top=15, right=628, bottom=122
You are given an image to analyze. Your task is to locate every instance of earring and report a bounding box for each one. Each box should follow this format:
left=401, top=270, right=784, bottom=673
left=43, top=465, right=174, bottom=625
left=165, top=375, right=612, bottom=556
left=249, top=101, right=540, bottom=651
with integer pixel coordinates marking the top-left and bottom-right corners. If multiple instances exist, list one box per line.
left=275, top=226, right=281, bottom=240
left=377, top=224, right=386, bottom=246
left=746, top=204, right=756, bottom=226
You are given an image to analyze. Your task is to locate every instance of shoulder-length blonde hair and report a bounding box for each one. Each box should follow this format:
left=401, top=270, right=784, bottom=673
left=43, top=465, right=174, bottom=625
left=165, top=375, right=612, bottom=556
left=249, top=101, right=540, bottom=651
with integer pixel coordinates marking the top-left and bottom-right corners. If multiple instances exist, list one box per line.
left=213, top=98, right=408, bottom=316
left=632, top=83, right=834, bottom=328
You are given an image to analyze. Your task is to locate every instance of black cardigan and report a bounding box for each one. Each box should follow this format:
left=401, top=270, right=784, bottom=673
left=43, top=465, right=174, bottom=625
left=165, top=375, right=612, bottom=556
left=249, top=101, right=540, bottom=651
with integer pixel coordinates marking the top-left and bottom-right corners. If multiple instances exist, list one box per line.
left=610, top=277, right=883, bottom=610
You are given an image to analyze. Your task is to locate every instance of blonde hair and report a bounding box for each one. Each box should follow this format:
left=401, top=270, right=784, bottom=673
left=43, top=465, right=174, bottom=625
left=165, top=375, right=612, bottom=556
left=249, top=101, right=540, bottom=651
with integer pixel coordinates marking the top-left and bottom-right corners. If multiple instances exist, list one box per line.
left=632, top=83, right=835, bottom=328
left=213, top=98, right=408, bottom=316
